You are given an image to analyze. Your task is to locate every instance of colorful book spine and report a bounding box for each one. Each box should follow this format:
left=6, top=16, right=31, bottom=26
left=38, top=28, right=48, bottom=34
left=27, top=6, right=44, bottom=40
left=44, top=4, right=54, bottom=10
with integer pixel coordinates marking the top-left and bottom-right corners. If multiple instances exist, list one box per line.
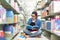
left=0, top=5, right=6, bottom=23
left=0, top=30, right=4, bottom=38
left=51, top=18, right=55, bottom=32
left=54, top=18, right=60, bottom=34
left=46, top=21, right=51, bottom=31
left=0, top=30, right=5, bottom=40
left=6, top=10, right=14, bottom=22
left=14, top=14, right=17, bottom=22
left=51, top=17, right=60, bottom=35
left=10, top=0, right=14, bottom=8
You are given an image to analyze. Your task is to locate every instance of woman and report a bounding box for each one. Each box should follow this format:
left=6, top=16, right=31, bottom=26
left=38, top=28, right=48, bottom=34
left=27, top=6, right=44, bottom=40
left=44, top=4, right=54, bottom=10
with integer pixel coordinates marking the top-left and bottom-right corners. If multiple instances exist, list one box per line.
left=24, top=11, right=41, bottom=38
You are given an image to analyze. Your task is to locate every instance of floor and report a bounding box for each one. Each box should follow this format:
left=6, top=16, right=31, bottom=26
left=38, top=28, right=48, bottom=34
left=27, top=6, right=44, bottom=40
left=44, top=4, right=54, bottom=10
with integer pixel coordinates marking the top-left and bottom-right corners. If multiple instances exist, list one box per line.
left=13, top=34, right=49, bottom=40
left=13, top=30, right=49, bottom=40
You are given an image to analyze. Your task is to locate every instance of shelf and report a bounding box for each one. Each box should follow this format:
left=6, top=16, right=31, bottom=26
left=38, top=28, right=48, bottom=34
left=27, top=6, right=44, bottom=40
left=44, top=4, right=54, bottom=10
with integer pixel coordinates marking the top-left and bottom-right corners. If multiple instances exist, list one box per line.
left=4, top=33, right=13, bottom=40
left=0, top=22, right=19, bottom=25
left=15, top=0, right=20, bottom=6
left=4, top=32, right=19, bottom=40
left=39, top=0, right=52, bottom=10
left=11, top=32, right=19, bottom=40
left=41, top=28, right=60, bottom=37
left=41, top=28, right=51, bottom=33
left=42, top=12, right=60, bottom=19
left=51, top=33, right=60, bottom=37
left=0, top=0, right=20, bottom=14
left=42, top=15, right=54, bottom=19
left=51, top=12, right=60, bottom=16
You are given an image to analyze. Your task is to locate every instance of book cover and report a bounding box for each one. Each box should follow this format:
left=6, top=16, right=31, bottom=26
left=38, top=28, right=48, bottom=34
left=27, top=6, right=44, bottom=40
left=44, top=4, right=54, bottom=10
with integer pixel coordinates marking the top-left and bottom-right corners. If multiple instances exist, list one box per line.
left=46, top=21, right=51, bottom=31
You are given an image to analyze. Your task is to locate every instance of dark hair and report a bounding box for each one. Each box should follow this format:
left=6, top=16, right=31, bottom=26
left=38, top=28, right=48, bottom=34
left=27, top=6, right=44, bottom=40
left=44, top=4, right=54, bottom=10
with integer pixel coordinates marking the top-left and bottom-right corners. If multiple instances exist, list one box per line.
left=32, top=11, right=38, bottom=18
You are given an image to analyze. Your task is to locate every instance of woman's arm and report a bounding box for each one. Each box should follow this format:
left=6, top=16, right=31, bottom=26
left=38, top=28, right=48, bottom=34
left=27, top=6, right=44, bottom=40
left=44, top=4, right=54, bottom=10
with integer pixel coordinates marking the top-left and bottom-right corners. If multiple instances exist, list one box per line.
left=35, top=19, right=41, bottom=30
left=27, top=18, right=32, bottom=25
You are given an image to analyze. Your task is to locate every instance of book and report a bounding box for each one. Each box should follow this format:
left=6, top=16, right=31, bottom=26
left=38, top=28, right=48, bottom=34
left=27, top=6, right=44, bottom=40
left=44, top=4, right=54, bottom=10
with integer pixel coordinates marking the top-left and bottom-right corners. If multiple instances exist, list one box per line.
left=0, top=5, right=6, bottom=23
left=10, top=0, right=14, bottom=8
left=6, top=10, right=14, bottom=22
left=51, top=17, right=60, bottom=35
left=45, top=21, right=51, bottom=31
left=3, top=24, right=13, bottom=35
left=0, top=30, right=4, bottom=38
left=14, top=14, right=17, bottom=22
left=41, top=11, right=45, bottom=17
left=51, top=18, right=55, bottom=32
left=49, top=1, right=60, bottom=14
left=54, top=18, right=60, bottom=35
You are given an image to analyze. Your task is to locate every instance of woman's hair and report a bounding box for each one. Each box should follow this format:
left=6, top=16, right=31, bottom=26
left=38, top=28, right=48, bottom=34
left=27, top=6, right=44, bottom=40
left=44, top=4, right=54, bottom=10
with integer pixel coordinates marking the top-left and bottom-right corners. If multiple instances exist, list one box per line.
left=32, top=11, right=38, bottom=18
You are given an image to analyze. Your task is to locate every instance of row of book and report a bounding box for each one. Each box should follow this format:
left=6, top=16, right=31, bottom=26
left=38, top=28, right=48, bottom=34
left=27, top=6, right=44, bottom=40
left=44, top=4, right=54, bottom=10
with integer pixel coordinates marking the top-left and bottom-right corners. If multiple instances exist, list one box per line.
left=6, top=0, right=20, bottom=13
left=0, top=2, right=20, bottom=40
left=42, top=16, right=60, bottom=35
left=0, top=24, right=20, bottom=40
left=0, top=4, right=18, bottom=23
left=41, top=1, right=60, bottom=17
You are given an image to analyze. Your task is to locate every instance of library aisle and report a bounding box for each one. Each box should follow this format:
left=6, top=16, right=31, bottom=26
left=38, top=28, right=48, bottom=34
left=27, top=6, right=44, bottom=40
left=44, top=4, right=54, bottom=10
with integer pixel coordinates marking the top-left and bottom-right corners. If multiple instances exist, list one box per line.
left=0, top=0, right=60, bottom=40
left=13, top=31, right=49, bottom=40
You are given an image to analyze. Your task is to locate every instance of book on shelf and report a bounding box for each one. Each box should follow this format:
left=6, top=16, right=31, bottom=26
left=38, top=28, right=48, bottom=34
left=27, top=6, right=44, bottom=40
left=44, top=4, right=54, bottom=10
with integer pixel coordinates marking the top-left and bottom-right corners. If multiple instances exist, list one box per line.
left=10, top=0, right=14, bottom=8
left=41, top=11, right=45, bottom=17
left=41, top=19, right=45, bottom=28
left=45, top=21, right=51, bottom=31
left=0, top=30, right=4, bottom=38
left=0, top=5, right=6, bottom=23
left=49, top=1, right=60, bottom=15
left=14, top=14, right=18, bottom=23
left=6, top=10, right=14, bottom=23
left=51, top=16, right=60, bottom=35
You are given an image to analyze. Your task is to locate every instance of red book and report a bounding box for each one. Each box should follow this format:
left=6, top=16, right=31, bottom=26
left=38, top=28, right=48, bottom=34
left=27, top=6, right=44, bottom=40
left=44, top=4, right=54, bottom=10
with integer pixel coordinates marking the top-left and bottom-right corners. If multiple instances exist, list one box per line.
left=0, top=30, right=4, bottom=37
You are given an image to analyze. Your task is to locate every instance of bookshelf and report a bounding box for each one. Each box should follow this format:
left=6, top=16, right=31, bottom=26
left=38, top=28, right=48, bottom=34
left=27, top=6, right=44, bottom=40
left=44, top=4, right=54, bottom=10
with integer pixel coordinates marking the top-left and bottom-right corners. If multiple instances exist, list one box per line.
left=41, top=28, right=60, bottom=40
left=41, top=0, right=60, bottom=40
left=0, top=0, right=25, bottom=40
left=37, top=0, right=52, bottom=10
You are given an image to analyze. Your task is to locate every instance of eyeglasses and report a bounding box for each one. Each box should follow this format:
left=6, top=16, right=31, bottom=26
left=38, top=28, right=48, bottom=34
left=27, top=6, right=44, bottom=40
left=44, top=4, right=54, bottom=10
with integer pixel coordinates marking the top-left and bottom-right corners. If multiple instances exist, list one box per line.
left=31, top=16, right=36, bottom=17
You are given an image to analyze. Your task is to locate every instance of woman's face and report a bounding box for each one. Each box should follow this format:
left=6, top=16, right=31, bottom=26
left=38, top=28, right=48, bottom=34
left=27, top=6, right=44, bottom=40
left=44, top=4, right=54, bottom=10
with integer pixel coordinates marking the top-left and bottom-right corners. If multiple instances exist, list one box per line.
left=31, top=14, right=36, bottom=20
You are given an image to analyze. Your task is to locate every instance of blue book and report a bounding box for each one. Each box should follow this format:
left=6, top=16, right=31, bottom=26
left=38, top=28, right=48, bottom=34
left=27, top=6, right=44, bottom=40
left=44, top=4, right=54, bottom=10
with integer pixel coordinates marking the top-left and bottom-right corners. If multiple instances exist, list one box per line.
left=46, top=21, right=51, bottom=31
left=26, top=25, right=33, bottom=30
left=3, top=24, right=13, bottom=35
left=55, top=19, right=60, bottom=30
left=19, top=36, right=25, bottom=38
left=6, top=10, right=14, bottom=18
left=26, top=25, right=39, bottom=30
left=0, top=37, right=5, bottom=40
left=33, top=25, right=39, bottom=29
